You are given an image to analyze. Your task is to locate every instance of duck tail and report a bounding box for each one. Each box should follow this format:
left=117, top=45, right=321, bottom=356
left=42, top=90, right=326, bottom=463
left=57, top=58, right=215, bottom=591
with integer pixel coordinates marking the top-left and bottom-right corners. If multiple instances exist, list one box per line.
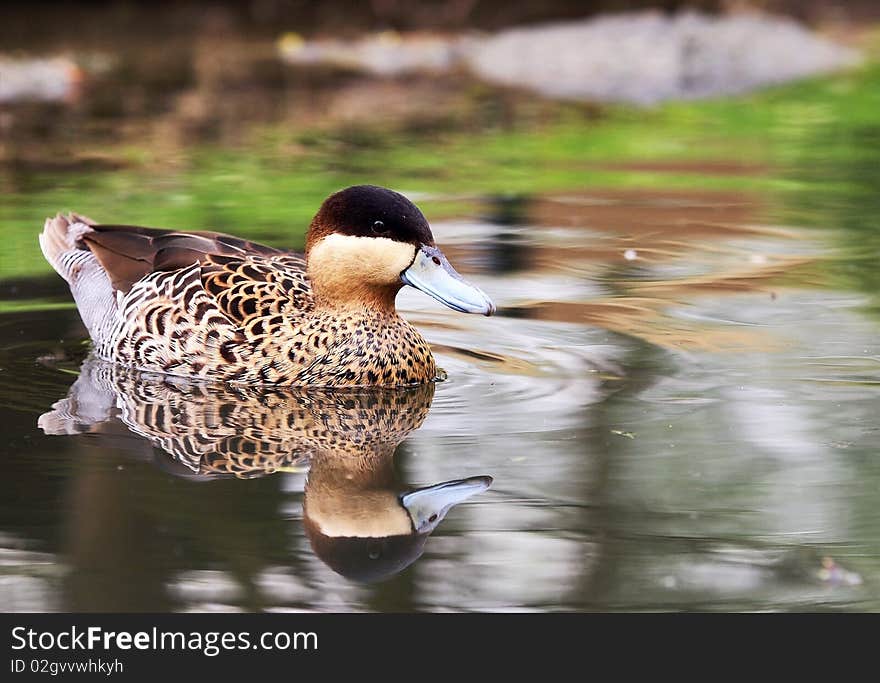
left=38, top=212, right=96, bottom=282
left=38, top=213, right=118, bottom=348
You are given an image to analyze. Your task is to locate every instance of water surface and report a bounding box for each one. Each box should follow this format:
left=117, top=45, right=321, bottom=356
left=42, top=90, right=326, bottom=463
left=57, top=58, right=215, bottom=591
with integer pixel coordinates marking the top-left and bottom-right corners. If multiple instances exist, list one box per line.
left=1, top=184, right=877, bottom=612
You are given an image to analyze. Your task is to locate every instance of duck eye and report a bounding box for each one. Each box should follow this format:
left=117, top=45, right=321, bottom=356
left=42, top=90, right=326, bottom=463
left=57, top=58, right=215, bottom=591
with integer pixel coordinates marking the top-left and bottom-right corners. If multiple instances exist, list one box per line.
left=371, top=220, right=387, bottom=235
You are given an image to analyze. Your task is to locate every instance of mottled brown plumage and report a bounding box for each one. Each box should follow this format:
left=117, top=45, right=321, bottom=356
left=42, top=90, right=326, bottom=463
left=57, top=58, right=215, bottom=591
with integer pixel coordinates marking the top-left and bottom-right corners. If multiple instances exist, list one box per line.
left=38, top=186, right=494, bottom=387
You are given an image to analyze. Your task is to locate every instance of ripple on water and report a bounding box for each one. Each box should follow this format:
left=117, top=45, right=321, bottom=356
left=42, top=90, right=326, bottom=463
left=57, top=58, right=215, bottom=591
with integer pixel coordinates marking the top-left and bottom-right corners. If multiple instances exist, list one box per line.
left=392, top=306, right=622, bottom=436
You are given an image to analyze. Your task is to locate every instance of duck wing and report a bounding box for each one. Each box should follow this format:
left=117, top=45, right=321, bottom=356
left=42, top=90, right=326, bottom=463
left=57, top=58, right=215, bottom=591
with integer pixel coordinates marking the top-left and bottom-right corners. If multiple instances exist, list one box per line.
left=80, top=222, right=313, bottom=327
left=41, top=215, right=317, bottom=381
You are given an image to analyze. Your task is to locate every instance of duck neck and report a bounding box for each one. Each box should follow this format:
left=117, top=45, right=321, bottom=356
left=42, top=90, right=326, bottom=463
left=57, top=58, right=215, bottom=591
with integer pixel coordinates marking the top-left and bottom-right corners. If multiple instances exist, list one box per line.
left=306, top=247, right=404, bottom=315
left=309, top=277, right=402, bottom=316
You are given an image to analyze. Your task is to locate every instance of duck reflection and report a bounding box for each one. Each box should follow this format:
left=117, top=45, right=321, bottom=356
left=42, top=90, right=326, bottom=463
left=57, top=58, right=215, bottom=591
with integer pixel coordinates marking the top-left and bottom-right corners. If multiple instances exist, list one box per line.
left=39, top=356, right=491, bottom=585
left=305, top=456, right=490, bottom=583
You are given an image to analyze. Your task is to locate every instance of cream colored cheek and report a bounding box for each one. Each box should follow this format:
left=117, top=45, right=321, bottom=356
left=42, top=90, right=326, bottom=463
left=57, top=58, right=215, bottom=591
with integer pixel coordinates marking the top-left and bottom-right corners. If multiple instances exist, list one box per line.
left=357, top=237, right=418, bottom=282
left=310, top=234, right=417, bottom=285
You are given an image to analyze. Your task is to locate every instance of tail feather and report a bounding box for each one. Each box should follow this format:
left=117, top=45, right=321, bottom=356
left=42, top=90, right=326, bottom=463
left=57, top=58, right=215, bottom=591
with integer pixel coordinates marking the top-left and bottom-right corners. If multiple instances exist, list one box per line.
left=38, top=213, right=96, bottom=282
left=38, top=212, right=117, bottom=349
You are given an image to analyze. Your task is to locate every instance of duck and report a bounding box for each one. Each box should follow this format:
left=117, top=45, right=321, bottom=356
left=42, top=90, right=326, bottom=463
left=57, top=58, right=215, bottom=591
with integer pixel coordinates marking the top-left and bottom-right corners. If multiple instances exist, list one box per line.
left=39, top=185, right=495, bottom=387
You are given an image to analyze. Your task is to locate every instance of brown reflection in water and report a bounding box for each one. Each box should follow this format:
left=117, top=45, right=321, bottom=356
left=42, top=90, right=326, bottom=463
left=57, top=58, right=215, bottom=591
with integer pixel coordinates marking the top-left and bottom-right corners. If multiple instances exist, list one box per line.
left=63, top=440, right=172, bottom=612
left=528, top=189, right=782, bottom=267
left=40, top=358, right=491, bottom=604
left=528, top=299, right=779, bottom=352
left=487, top=189, right=818, bottom=352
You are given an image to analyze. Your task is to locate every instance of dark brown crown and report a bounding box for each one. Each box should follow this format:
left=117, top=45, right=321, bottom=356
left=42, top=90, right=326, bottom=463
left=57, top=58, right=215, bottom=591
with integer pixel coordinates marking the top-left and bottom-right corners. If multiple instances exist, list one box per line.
left=306, top=185, right=435, bottom=252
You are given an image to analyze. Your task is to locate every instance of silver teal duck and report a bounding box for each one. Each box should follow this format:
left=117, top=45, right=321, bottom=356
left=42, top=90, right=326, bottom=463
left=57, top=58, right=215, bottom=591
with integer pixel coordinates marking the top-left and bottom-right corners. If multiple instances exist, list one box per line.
left=38, top=185, right=495, bottom=387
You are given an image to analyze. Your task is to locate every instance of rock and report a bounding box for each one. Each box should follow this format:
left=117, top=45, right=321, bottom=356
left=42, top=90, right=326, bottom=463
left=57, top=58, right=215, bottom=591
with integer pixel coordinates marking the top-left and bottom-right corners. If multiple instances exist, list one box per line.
left=464, top=11, right=861, bottom=104
left=278, top=11, right=860, bottom=104
left=0, top=56, right=83, bottom=104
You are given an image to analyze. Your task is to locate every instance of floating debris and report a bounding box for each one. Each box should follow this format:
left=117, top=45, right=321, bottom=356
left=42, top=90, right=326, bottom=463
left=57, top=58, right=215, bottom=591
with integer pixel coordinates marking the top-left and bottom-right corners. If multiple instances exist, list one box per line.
left=816, top=556, right=862, bottom=587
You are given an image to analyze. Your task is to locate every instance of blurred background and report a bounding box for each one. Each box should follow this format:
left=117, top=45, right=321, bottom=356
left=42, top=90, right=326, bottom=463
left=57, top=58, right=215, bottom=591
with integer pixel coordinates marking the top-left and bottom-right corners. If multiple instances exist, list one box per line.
left=1, top=1, right=879, bottom=612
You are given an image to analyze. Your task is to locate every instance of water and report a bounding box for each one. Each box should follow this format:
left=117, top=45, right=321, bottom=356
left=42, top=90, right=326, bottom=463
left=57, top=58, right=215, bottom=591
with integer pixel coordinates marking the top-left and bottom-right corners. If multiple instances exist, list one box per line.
left=1, top=185, right=876, bottom=612
left=1, top=23, right=879, bottom=612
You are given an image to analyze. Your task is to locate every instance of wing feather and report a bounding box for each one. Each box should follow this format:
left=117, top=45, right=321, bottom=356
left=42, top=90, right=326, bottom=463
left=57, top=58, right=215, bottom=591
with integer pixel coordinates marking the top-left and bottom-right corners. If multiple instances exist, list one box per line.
left=77, top=224, right=312, bottom=381
left=79, top=223, right=311, bottom=325
left=80, top=224, right=289, bottom=293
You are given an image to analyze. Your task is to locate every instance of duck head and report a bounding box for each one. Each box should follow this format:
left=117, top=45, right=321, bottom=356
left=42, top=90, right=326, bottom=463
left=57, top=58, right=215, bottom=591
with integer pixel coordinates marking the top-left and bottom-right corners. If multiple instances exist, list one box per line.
left=306, top=185, right=496, bottom=315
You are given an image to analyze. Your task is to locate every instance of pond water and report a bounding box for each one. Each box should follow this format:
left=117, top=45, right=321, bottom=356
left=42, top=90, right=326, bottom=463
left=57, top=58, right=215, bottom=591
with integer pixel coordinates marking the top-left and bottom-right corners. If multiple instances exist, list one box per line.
left=1, top=183, right=877, bottom=612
